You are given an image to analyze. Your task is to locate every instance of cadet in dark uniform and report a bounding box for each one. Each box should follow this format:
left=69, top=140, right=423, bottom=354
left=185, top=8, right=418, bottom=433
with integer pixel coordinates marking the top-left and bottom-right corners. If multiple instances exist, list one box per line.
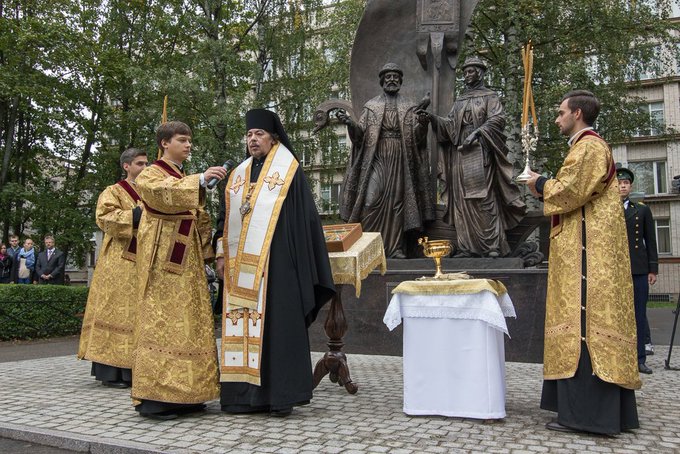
left=617, top=167, right=658, bottom=374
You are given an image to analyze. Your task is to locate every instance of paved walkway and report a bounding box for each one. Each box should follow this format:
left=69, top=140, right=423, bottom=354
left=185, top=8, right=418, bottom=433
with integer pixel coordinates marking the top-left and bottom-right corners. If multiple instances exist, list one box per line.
left=1, top=347, right=680, bottom=453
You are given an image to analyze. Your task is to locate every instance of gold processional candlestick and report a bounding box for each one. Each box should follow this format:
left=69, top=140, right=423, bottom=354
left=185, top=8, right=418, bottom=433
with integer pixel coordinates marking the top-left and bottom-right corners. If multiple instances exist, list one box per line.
left=516, top=42, right=538, bottom=184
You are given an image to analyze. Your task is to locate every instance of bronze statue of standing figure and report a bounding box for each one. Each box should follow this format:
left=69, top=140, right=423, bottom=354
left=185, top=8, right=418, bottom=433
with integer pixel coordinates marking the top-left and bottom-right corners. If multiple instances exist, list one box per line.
left=419, top=57, right=526, bottom=258
left=338, top=63, right=435, bottom=258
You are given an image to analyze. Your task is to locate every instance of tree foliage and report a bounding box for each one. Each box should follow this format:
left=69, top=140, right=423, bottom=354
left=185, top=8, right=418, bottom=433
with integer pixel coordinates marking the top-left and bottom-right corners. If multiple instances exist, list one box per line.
left=468, top=0, right=680, bottom=174
left=2, top=0, right=675, bottom=261
left=0, top=0, right=363, bottom=264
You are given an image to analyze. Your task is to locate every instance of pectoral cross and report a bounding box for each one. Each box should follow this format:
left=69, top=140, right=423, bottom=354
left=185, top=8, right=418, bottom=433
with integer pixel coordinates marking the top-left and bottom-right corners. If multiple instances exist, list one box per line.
left=240, top=185, right=256, bottom=218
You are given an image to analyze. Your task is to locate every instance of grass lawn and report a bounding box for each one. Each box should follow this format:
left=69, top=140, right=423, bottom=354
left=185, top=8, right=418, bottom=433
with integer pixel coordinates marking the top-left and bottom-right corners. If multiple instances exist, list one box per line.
left=648, top=301, right=678, bottom=309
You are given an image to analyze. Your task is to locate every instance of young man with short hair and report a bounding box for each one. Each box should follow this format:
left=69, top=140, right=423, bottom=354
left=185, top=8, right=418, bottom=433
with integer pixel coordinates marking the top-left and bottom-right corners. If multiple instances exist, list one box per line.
left=617, top=167, right=658, bottom=374
left=132, top=121, right=227, bottom=420
left=78, top=148, right=148, bottom=388
left=7, top=235, right=20, bottom=260
left=526, top=90, right=640, bottom=435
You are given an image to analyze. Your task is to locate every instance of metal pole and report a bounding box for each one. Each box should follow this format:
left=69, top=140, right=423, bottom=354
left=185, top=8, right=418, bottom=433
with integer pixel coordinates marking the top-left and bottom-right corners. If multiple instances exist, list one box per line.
left=664, top=296, right=680, bottom=370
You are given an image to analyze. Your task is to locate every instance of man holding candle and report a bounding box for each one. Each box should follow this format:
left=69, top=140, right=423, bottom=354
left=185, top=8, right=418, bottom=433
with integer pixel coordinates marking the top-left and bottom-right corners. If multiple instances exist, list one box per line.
left=525, top=90, right=640, bottom=435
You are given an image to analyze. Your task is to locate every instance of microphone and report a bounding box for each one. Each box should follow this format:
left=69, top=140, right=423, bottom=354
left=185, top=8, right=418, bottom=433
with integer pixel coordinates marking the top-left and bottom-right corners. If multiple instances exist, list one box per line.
left=207, top=160, right=236, bottom=190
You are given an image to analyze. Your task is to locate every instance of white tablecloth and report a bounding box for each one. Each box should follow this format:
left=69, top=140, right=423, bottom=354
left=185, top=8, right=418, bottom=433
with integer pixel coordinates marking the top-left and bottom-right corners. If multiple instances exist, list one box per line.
left=384, top=289, right=516, bottom=419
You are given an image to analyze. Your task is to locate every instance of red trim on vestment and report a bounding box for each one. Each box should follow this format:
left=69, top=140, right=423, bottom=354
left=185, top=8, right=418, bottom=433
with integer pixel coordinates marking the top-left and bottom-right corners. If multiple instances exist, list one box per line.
left=116, top=180, right=141, bottom=202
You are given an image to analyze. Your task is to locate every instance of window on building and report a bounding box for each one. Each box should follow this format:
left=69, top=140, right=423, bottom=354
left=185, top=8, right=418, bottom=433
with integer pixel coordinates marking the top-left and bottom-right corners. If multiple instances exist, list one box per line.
left=320, top=183, right=341, bottom=213
left=629, top=161, right=667, bottom=194
left=300, top=149, right=310, bottom=167
left=672, top=2, right=680, bottom=17
left=635, top=102, right=665, bottom=136
left=655, top=218, right=671, bottom=254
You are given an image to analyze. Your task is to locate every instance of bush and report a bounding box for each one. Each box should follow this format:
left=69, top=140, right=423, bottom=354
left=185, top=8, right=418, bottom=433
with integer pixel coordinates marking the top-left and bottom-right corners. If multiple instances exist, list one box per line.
left=0, top=284, right=89, bottom=341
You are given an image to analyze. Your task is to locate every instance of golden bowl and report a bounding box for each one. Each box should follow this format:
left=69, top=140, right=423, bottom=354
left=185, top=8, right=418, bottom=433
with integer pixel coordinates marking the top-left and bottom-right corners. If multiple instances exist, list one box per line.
left=418, top=237, right=452, bottom=278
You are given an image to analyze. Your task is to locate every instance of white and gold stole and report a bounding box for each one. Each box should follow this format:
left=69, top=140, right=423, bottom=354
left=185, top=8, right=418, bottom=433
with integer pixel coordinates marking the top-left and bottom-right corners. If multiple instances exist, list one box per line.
left=220, top=143, right=298, bottom=385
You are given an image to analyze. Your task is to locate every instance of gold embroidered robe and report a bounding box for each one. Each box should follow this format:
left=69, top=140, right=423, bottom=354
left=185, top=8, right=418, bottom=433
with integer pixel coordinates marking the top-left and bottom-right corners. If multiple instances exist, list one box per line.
left=543, top=132, right=640, bottom=390
left=78, top=182, right=140, bottom=368
left=131, top=159, right=219, bottom=405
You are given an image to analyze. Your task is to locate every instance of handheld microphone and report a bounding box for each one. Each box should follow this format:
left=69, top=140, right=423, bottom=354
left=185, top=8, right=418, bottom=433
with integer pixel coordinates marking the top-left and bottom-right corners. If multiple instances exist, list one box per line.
left=207, top=160, right=236, bottom=190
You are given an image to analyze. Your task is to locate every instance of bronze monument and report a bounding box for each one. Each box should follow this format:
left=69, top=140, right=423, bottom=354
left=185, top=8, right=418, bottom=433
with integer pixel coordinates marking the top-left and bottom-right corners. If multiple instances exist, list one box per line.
left=337, top=63, right=434, bottom=258
left=419, top=57, right=526, bottom=257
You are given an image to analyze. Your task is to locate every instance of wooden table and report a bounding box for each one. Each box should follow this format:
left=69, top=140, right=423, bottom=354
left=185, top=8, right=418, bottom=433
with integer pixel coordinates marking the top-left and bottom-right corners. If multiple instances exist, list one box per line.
left=312, top=232, right=386, bottom=394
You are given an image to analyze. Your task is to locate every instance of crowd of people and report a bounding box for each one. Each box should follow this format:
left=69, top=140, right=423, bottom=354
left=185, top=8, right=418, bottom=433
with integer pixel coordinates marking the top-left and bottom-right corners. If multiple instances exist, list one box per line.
left=0, top=234, right=66, bottom=285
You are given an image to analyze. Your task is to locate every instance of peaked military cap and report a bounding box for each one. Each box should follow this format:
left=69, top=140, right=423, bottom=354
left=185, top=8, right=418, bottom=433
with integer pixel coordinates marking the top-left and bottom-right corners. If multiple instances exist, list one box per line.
left=616, top=167, right=634, bottom=183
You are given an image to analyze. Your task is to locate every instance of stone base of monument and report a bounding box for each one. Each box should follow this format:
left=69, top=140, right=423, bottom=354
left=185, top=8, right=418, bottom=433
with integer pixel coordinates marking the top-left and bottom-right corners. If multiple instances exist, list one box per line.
left=309, top=258, right=547, bottom=364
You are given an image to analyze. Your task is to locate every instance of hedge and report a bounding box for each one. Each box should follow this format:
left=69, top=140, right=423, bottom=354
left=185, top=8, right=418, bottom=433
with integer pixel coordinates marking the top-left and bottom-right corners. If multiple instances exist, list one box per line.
left=0, top=284, right=89, bottom=341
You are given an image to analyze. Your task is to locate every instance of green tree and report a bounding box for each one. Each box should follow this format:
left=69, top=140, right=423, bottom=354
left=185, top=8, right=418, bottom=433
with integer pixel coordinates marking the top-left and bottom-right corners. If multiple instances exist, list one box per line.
left=468, top=0, right=680, bottom=175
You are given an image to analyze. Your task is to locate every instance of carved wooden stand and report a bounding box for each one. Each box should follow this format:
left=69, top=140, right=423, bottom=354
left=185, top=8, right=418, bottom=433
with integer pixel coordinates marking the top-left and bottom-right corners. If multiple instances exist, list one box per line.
left=312, top=284, right=358, bottom=394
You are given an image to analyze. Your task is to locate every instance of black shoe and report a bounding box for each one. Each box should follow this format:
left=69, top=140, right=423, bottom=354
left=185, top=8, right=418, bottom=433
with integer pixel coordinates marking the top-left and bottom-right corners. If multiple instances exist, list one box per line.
left=638, top=363, right=653, bottom=374
left=139, top=411, right=178, bottom=420
left=270, top=407, right=292, bottom=417
left=174, top=404, right=206, bottom=415
left=545, top=420, right=578, bottom=433
left=101, top=380, right=130, bottom=389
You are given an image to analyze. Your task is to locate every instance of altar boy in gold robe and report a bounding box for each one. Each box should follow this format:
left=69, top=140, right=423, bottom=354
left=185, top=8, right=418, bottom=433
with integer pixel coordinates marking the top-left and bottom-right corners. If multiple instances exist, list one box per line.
left=526, top=90, right=640, bottom=435
left=132, top=121, right=227, bottom=420
left=78, top=148, right=148, bottom=388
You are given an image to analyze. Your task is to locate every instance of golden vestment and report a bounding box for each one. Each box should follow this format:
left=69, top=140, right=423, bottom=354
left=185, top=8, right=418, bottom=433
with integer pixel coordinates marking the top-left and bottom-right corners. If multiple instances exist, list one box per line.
left=543, top=130, right=640, bottom=390
left=132, top=159, right=219, bottom=405
left=78, top=181, right=141, bottom=368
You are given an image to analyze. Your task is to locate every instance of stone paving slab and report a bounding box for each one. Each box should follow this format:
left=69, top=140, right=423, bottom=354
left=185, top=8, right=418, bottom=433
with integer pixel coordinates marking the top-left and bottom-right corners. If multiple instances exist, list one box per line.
left=1, top=349, right=679, bottom=453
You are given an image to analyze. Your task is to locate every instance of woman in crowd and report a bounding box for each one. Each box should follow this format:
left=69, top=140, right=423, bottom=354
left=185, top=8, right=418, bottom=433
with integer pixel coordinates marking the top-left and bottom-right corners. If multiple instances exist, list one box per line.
left=0, top=244, right=13, bottom=284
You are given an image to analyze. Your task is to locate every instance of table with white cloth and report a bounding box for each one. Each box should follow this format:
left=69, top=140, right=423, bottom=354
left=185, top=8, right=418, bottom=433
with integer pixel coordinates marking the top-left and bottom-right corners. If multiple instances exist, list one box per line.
left=383, top=279, right=516, bottom=419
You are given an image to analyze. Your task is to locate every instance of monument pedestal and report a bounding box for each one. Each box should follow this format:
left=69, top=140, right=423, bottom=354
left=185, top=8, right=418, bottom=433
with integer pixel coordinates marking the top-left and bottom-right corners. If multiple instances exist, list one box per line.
left=309, top=258, right=547, bottom=363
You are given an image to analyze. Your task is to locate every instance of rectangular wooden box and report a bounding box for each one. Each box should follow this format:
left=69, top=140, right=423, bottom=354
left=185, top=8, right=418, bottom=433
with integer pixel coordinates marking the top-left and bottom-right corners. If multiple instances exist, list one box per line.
left=323, top=223, right=362, bottom=252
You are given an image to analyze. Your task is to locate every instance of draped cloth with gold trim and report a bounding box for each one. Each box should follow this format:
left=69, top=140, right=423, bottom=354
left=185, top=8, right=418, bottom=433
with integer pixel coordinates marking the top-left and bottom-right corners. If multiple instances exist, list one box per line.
left=217, top=144, right=335, bottom=411
left=542, top=130, right=640, bottom=391
left=78, top=181, right=141, bottom=371
left=221, top=143, right=298, bottom=385
left=131, top=158, right=219, bottom=406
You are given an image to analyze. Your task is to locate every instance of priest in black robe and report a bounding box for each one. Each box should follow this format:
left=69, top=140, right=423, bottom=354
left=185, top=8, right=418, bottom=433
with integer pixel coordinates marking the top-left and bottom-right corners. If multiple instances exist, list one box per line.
left=215, top=109, right=335, bottom=417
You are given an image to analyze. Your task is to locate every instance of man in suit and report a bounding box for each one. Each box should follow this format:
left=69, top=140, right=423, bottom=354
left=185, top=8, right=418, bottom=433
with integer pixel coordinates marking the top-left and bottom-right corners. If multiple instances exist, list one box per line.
left=35, top=235, right=66, bottom=285
left=618, top=167, right=658, bottom=374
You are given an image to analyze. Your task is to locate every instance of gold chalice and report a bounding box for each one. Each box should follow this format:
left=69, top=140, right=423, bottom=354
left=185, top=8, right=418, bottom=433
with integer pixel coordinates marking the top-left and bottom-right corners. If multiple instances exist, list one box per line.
left=418, top=237, right=453, bottom=279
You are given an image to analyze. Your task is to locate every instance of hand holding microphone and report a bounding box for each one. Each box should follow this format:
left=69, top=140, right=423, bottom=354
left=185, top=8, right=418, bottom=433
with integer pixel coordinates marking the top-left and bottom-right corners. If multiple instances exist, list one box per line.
left=205, top=160, right=236, bottom=189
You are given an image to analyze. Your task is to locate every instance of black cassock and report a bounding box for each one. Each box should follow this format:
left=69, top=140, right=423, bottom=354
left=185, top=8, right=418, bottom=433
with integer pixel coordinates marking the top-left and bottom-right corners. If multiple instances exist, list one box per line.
left=215, top=160, right=336, bottom=412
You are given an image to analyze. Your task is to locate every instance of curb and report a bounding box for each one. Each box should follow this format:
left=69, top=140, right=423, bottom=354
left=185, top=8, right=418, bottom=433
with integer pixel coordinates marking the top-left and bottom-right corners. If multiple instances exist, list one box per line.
left=0, top=422, right=164, bottom=454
